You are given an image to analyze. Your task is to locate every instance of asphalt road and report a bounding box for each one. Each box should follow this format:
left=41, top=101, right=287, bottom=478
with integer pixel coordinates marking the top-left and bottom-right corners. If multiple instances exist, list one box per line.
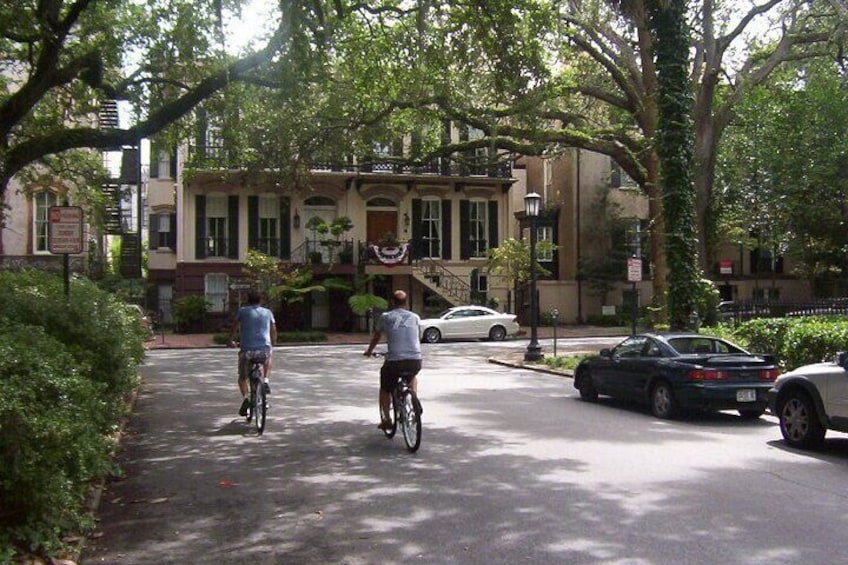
left=81, top=339, right=848, bottom=564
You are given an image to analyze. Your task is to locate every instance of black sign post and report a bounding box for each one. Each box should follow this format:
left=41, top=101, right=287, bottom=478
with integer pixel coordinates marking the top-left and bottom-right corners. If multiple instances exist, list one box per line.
left=48, top=206, right=84, bottom=299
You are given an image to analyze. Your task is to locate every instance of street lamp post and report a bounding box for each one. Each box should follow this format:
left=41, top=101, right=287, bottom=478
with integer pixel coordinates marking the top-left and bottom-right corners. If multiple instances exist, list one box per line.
left=524, top=192, right=543, bottom=362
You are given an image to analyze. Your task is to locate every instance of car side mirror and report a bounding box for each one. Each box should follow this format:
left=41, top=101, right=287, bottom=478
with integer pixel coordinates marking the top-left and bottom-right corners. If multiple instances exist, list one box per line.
left=600, top=348, right=612, bottom=358
left=836, top=351, right=848, bottom=369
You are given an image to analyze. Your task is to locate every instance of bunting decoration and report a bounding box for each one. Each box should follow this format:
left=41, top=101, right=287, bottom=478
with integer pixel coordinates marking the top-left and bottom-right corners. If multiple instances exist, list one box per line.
left=370, top=243, right=409, bottom=267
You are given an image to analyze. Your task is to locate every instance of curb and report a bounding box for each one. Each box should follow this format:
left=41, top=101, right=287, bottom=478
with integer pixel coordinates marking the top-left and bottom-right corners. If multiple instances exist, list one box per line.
left=487, top=357, right=574, bottom=378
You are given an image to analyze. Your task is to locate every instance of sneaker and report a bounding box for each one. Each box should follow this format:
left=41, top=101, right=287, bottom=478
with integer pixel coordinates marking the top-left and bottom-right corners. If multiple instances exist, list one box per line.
left=239, top=398, right=250, bottom=417
left=378, top=420, right=392, bottom=430
left=263, top=382, right=271, bottom=395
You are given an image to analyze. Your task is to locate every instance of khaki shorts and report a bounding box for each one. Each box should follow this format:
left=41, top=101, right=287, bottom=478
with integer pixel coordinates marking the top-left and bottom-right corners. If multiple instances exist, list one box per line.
left=238, top=349, right=271, bottom=380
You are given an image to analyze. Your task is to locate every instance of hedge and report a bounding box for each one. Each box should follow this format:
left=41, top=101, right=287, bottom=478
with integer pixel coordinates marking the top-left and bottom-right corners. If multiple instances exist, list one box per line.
left=0, top=271, right=144, bottom=559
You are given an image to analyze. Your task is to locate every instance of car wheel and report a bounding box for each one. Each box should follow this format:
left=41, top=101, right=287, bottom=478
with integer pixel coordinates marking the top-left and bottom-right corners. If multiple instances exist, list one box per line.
left=576, top=368, right=598, bottom=402
left=422, top=327, right=442, bottom=344
left=738, top=408, right=764, bottom=420
left=489, top=325, right=507, bottom=341
left=778, top=391, right=826, bottom=449
left=650, top=380, right=678, bottom=419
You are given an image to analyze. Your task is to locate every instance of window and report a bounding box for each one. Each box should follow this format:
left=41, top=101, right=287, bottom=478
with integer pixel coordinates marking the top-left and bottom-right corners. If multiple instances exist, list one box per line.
left=33, top=191, right=58, bottom=253
left=469, top=201, right=488, bottom=257
left=157, top=214, right=172, bottom=249
left=205, top=274, right=228, bottom=313
left=258, top=196, right=278, bottom=256
left=206, top=195, right=228, bottom=257
left=421, top=199, right=441, bottom=258
left=543, top=159, right=554, bottom=203
left=537, top=226, right=554, bottom=262
left=610, top=161, right=637, bottom=189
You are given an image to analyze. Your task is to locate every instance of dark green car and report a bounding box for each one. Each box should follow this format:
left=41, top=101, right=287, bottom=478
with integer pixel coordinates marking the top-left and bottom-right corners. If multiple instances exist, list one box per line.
left=573, top=332, right=778, bottom=419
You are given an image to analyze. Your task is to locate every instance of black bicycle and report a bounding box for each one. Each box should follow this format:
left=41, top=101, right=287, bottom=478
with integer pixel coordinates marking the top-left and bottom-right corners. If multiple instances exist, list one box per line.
left=243, top=350, right=268, bottom=435
left=373, top=353, right=422, bottom=452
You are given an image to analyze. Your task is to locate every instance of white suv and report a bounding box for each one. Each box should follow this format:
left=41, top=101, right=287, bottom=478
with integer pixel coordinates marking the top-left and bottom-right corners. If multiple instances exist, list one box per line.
left=768, top=352, right=848, bottom=449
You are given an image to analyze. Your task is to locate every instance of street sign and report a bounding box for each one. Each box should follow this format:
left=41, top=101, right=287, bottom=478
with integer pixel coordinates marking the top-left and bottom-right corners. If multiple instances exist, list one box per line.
left=719, top=259, right=733, bottom=275
left=627, top=257, right=642, bottom=282
left=48, top=206, right=83, bottom=254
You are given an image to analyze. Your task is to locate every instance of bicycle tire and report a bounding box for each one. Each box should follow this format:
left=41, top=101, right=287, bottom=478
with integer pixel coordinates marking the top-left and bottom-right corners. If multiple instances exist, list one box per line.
left=400, top=389, right=421, bottom=452
left=382, top=391, right=397, bottom=438
left=253, top=365, right=266, bottom=435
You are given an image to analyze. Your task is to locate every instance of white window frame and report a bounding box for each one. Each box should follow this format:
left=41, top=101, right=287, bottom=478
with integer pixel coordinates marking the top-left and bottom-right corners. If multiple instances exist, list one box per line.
left=33, top=191, right=58, bottom=254
left=469, top=200, right=488, bottom=258
left=258, top=195, right=278, bottom=256
left=537, top=226, right=554, bottom=262
left=422, top=198, right=441, bottom=259
left=206, top=194, right=228, bottom=257
left=205, top=273, right=229, bottom=313
left=157, top=213, right=172, bottom=249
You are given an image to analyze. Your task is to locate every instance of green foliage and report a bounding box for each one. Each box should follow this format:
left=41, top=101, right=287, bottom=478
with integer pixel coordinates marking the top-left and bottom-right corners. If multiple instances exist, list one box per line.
left=542, top=354, right=589, bottom=371
left=711, top=317, right=848, bottom=372
left=269, top=266, right=325, bottom=306
left=486, top=237, right=556, bottom=287
left=349, top=294, right=389, bottom=316
left=243, top=249, right=282, bottom=292
left=172, top=295, right=210, bottom=333
left=0, top=270, right=143, bottom=557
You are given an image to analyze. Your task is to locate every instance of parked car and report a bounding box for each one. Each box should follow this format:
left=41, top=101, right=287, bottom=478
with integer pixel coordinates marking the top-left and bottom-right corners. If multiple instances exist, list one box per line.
left=573, top=332, right=779, bottom=419
left=767, top=352, right=848, bottom=449
left=717, top=300, right=772, bottom=322
left=419, top=306, right=520, bottom=343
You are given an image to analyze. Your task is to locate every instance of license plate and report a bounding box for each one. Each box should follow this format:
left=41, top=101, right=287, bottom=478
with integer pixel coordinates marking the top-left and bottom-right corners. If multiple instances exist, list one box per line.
left=736, top=389, right=757, bottom=402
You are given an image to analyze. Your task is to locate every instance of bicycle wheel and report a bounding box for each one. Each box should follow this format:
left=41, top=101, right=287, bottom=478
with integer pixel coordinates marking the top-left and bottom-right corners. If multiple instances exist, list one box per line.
left=382, top=391, right=397, bottom=438
left=400, top=389, right=421, bottom=452
left=253, top=367, right=266, bottom=435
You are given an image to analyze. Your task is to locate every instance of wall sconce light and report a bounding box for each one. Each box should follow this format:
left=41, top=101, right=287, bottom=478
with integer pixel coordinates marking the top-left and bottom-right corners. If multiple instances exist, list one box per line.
left=293, top=209, right=300, bottom=229
left=403, top=211, right=410, bottom=230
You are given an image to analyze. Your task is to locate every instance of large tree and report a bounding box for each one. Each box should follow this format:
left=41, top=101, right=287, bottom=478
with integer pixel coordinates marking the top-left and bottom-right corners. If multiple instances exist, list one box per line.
left=0, top=0, right=294, bottom=236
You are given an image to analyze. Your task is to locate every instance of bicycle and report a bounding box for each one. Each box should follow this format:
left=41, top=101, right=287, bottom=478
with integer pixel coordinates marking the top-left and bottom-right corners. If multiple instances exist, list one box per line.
left=372, top=353, right=422, bottom=452
left=243, top=350, right=268, bottom=435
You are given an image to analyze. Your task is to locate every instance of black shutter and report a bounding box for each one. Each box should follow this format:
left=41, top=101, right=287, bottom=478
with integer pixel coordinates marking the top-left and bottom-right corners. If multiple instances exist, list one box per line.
left=195, top=195, right=207, bottom=259
left=149, top=151, right=159, bottom=179
left=228, top=195, right=239, bottom=259
left=441, top=199, right=452, bottom=260
left=488, top=200, right=498, bottom=250
left=149, top=213, right=159, bottom=250
left=169, top=146, right=178, bottom=178
left=248, top=196, right=258, bottom=251
left=279, top=197, right=291, bottom=259
left=195, top=108, right=208, bottom=160
left=411, top=199, right=422, bottom=259
left=170, top=213, right=178, bottom=251
left=459, top=199, right=470, bottom=260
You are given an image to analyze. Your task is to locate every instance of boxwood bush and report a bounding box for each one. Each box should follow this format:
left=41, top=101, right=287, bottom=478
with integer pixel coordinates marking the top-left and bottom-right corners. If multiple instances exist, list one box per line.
left=717, top=316, right=848, bottom=372
left=0, top=270, right=144, bottom=558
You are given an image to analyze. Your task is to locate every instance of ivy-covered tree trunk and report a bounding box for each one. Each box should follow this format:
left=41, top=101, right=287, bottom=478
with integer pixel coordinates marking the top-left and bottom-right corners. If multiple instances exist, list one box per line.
left=649, top=0, right=702, bottom=329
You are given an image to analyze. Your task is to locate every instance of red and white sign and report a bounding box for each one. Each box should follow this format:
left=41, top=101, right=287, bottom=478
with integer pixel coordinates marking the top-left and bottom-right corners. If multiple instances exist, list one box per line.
left=627, top=257, right=642, bottom=282
left=48, top=206, right=84, bottom=254
left=719, top=259, right=733, bottom=275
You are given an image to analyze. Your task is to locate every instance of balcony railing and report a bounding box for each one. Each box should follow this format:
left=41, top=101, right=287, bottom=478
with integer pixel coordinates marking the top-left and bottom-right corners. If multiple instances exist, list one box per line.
left=188, top=145, right=513, bottom=179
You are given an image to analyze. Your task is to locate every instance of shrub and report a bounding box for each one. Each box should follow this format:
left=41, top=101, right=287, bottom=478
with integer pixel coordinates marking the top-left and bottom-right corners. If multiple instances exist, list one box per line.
left=172, top=295, right=210, bottom=333
left=0, top=270, right=143, bottom=557
left=542, top=354, right=588, bottom=371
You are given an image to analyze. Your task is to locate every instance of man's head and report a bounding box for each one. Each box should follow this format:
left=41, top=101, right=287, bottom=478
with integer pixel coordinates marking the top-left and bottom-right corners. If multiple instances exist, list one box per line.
left=391, top=290, right=407, bottom=308
left=247, top=289, right=262, bottom=305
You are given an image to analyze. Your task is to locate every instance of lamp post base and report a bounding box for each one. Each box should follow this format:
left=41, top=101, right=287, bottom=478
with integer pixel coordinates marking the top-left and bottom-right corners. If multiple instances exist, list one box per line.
left=524, top=343, right=543, bottom=362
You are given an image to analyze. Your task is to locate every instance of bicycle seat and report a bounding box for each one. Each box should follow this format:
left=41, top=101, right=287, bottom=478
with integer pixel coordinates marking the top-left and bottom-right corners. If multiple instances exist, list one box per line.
left=243, top=350, right=267, bottom=363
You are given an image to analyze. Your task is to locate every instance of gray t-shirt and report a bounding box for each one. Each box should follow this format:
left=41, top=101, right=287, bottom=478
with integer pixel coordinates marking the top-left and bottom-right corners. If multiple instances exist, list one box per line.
left=377, top=308, right=422, bottom=361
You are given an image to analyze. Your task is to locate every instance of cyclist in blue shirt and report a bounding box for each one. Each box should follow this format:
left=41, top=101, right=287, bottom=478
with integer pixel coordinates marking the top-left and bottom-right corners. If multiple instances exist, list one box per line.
left=364, top=290, right=422, bottom=430
left=228, top=289, right=278, bottom=416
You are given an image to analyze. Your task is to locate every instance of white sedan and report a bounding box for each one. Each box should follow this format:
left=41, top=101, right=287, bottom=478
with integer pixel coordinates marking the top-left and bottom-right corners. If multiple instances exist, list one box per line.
left=419, top=306, right=520, bottom=343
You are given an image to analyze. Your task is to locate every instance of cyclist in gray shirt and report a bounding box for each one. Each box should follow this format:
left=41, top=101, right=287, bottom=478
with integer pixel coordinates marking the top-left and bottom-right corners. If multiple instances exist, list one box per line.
left=364, top=290, right=422, bottom=430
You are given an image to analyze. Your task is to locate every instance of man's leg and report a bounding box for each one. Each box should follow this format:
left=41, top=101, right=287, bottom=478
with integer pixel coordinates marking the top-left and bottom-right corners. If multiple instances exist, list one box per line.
left=379, top=389, right=392, bottom=424
left=238, top=355, right=250, bottom=416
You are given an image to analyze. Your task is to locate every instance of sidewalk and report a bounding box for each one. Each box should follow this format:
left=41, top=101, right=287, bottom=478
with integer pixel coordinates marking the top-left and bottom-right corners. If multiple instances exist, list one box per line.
left=145, top=325, right=627, bottom=352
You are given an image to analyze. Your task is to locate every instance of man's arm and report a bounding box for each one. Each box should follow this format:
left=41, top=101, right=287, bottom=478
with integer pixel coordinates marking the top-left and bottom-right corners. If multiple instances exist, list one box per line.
left=364, top=330, right=382, bottom=356
left=270, top=318, right=278, bottom=347
left=228, top=316, right=240, bottom=347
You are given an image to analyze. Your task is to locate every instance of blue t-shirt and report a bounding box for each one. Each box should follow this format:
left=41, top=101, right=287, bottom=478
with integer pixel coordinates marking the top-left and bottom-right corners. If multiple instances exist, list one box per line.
left=377, top=308, right=422, bottom=361
left=237, top=305, right=275, bottom=352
